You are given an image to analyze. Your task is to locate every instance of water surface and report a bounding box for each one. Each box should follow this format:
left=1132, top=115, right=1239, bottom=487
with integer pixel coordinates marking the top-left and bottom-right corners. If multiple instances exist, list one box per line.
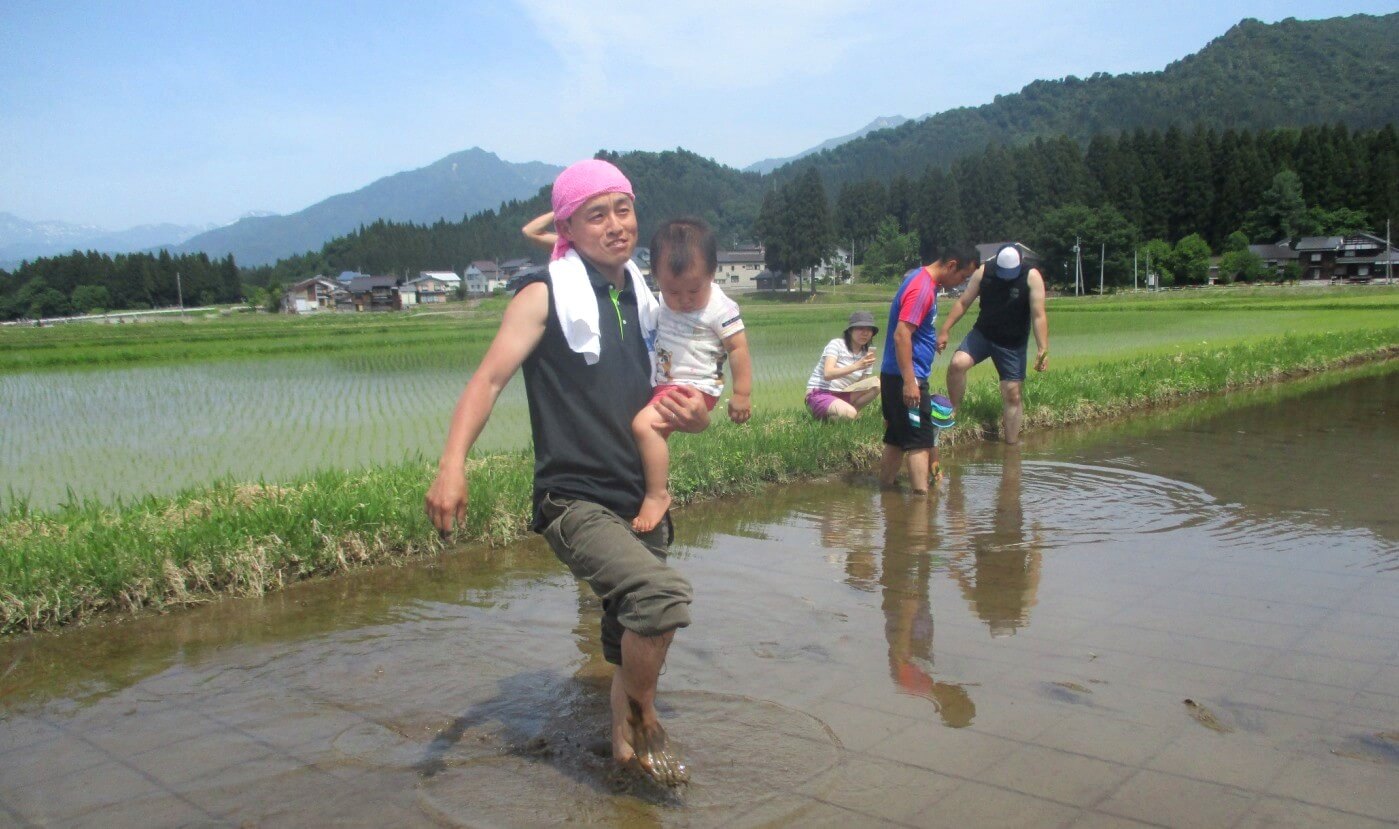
left=1, top=368, right=1395, bottom=827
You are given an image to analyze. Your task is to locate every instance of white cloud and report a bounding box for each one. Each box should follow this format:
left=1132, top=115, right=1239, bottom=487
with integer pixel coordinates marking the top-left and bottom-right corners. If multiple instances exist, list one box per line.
left=518, top=0, right=870, bottom=90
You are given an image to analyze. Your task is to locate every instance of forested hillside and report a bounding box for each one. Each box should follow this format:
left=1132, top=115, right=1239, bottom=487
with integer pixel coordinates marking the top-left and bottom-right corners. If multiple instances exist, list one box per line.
left=776, top=13, right=1398, bottom=191
left=5, top=13, right=1397, bottom=318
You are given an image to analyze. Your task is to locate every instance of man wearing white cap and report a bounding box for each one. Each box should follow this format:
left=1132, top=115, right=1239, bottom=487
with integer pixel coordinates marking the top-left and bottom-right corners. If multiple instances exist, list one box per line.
left=936, top=244, right=1049, bottom=445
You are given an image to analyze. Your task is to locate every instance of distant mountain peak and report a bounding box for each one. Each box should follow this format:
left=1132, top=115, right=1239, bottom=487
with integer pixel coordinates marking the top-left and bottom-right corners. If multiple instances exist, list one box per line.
left=175, top=150, right=563, bottom=265
left=743, top=115, right=911, bottom=175
left=0, top=212, right=213, bottom=266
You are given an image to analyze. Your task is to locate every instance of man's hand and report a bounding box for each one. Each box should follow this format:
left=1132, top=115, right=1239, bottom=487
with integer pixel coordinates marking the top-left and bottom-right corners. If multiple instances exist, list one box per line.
left=936, top=330, right=949, bottom=354
left=425, top=467, right=468, bottom=536
left=656, top=385, right=711, bottom=433
left=727, top=393, right=751, bottom=423
left=903, top=378, right=921, bottom=409
left=1034, top=349, right=1049, bottom=372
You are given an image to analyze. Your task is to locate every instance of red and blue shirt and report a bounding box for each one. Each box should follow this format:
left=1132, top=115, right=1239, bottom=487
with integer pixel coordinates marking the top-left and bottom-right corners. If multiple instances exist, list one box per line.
left=880, top=266, right=940, bottom=380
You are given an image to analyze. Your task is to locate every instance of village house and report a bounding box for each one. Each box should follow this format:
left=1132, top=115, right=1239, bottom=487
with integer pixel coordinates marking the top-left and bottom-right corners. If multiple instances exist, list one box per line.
left=1246, top=233, right=1396, bottom=281
left=1296, top=236, right=1345, bottom=280
left=403, top=272, right=454, bottom=305
left=813, top=247, right=854, bottom=285
left=281, top=276, right=341, bottom=314
left=504, top=264, right=547, bottom=293
left=464, top=261, right=506, bottom=296
left=418, top=270, right=460, bottom=294
left=1294, top=233, right=1397, bottom=281
left=755, top=269, right=794, bottom=291
left=498, top=258, right=533, bottom=281
left=1247, top=240, right=1299, bottom=276
left=716, top=247, right=766, bottom=292
left=345, top=276, right=402, bottom=312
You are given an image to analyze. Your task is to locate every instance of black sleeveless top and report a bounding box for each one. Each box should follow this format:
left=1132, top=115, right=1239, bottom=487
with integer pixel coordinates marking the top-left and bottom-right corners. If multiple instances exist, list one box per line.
left=518, top=265, right=652, bottom=531
left=973, top=266, right=1031, bottom=348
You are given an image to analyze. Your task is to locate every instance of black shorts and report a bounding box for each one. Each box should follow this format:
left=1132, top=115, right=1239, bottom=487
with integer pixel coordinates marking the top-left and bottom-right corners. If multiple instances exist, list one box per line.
left=879, top=372, right=935, bottom=450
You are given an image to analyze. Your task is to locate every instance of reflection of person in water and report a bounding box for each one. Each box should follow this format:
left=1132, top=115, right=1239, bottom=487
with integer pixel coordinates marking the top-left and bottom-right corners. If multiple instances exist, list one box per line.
left=875, top=490, right=976, bottom=728
left=946, top=448, right=1042, bottom=637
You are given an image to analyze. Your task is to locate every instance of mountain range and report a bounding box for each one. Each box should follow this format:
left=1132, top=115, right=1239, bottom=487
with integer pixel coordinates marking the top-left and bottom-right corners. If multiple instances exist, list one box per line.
left=0, top=213, right=216, bottom=267
left=6, top=12, right=1396, bottom=271
left=743, top=116, right=911, bottom=175
left=771, top=13, right=1398, bottom=190
left=170, top=148, right=562, bottom=266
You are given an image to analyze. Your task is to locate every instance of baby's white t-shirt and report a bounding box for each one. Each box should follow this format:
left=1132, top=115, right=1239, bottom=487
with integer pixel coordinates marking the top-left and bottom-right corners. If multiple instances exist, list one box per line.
left=651, top=284, right=744, bottom=397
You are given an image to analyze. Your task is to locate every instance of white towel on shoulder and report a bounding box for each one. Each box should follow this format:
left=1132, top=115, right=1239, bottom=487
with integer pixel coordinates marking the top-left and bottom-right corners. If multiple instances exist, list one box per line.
left=547, top=249, right=659, bottom=365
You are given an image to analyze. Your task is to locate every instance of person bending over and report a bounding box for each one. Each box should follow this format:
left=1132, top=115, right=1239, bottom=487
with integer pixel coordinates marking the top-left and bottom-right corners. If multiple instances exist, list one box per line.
left=937, top=244, right=1049, bottom=445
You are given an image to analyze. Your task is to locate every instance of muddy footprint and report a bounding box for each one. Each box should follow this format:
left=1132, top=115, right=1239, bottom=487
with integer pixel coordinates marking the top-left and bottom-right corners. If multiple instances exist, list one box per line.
left=1182, top=698, right=1232, bottom=733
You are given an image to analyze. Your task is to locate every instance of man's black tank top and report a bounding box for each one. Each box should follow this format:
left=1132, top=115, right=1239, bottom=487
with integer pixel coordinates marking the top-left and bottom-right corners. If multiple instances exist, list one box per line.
left=973, top=266, right=1031, bottom=348
left=518, top=266, right=652, bottom=531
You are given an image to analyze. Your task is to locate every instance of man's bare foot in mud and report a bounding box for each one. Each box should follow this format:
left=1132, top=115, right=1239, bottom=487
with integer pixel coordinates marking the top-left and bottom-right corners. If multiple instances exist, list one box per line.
left=631, top=491, right=671, bottom=533
left=610, top=677, right=687, bottom=786
left=627, top=698, right=688, bottom=786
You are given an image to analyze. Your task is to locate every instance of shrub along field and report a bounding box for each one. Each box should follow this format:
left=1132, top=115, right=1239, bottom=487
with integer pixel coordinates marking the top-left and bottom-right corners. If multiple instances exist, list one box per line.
left=1, top=286, right=1396, bottom=634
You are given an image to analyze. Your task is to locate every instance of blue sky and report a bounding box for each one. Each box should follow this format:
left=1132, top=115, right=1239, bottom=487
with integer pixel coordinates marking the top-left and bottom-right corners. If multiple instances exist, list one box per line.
left=1, top=1, right=1392, bottom=229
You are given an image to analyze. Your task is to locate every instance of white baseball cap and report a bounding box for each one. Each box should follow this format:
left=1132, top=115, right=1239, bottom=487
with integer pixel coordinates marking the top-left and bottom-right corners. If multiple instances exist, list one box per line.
left=994, top=246, right=1022, bottom=280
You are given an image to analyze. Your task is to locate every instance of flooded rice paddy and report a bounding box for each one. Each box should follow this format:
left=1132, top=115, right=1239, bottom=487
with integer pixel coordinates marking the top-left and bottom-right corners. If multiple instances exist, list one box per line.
left=0, top=327, right=821, bottom=509
left=0, top=369, right=1395, bottom=827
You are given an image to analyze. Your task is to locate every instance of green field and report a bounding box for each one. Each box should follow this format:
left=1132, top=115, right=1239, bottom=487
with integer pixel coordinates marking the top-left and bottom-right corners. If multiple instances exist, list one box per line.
left=2, top=285, right=1396, bottom=634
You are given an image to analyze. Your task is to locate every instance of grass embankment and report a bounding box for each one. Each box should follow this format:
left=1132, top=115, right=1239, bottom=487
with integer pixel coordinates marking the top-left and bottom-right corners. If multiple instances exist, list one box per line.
left=2, top=288, right=1397, bottom=634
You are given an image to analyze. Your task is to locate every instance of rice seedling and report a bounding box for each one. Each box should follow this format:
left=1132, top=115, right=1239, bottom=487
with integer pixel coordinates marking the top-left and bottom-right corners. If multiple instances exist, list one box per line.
left=1, top=287, right=1395, bottom=633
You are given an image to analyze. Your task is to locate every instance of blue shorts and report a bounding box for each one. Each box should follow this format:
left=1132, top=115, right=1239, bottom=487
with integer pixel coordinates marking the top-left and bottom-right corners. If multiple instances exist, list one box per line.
left=957, top=328, right=1027, bottom=382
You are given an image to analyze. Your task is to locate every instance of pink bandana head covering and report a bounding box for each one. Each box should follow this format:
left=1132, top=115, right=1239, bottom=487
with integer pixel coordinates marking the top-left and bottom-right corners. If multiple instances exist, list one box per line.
left=549, top=159, right=635, bottom=261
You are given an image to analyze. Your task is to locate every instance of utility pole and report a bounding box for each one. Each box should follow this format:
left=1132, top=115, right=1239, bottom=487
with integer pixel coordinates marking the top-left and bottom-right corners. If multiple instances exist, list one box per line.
left=1388, top=218, right=1393, bottom=285
left=1099, top=242, right=1105, bottom=295
left=1073, top=236, right=1083, bottom=296
left=1134, top=249, right=1139, bottom=291
left=176, top=271, right=184, bottom=316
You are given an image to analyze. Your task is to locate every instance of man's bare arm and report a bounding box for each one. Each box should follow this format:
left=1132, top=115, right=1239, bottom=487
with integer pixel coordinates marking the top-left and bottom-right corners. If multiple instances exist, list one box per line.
left=938, top=266, right=983, bottom=352
left=894, top=321, right=919, bottom=407
left=1028, top=269, right=1049, bottom=371
left=425, top=282, right=548, bottom=533
left=521, top=212, right=557, bottom=251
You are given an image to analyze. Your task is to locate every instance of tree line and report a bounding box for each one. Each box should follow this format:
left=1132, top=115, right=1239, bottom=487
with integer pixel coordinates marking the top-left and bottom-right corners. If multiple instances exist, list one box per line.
left=770, top=14, right=1399, bottom=195
left=1, top=250, right=241, bottom=321
left=826, top=123, right=1398, bottom=288
left=3, top=122, right=1395, bottom=318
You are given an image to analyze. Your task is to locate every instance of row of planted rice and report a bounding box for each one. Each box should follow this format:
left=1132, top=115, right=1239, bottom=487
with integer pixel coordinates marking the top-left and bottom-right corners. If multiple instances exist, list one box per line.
left=0, top=318, right=841, bottom=510
left=5, top=288, right=1396, bottom=511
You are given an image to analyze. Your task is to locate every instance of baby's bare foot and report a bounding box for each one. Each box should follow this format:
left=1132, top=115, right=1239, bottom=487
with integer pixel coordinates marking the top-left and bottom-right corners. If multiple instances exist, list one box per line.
left=631, top=492, right=671, bottom=534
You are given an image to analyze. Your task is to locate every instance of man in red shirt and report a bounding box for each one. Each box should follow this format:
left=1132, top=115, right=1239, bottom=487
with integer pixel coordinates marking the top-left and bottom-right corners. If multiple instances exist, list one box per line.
left=878, top=244, right=981, bottom=493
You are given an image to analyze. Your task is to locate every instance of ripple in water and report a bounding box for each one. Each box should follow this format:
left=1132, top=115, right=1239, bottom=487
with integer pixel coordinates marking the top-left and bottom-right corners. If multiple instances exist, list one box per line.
left=1012, top=461, right=1224, bottom=542
left=415, top=690, right=842, bottom=827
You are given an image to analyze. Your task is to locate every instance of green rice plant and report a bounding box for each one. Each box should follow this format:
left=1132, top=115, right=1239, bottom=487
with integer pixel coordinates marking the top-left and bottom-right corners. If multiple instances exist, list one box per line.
left=4, top=287, right=1398, bottom=508
left=2, top=288, right=1398, bottom=634
left=3, top=325, right=1394, bottom=635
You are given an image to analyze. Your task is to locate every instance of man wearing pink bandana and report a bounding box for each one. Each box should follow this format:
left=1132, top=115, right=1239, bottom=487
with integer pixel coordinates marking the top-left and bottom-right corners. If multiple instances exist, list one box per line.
left=426, top=158, right=709, bottom=785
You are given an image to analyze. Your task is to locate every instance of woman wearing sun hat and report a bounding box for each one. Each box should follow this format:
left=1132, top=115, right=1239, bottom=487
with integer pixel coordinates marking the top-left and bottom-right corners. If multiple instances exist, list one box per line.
left=805, top=310, right=882, bottom=420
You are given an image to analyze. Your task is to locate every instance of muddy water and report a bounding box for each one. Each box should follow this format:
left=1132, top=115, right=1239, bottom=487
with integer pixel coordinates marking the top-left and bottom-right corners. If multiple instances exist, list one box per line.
left=1, top=368, right=1396, bottom=827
